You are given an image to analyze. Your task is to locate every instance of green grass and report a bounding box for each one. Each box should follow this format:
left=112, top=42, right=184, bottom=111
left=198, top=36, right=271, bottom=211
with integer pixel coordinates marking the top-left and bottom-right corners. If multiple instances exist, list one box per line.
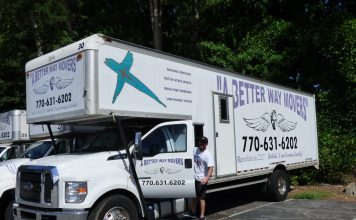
left=292, top=191, right=332, bottom=200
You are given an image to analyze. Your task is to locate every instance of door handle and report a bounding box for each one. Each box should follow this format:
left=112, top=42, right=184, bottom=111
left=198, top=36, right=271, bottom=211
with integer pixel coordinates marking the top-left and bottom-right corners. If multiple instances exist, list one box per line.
left=185, top=159, right=192, bottom=168
left=138, top=177, right=151, bottom=180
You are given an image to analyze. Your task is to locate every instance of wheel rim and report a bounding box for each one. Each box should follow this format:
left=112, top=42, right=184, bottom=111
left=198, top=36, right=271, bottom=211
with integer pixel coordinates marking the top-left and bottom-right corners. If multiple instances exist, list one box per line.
left=277, top=177, right=287, bottom=195
left=103, top=207, right=130, bottom=220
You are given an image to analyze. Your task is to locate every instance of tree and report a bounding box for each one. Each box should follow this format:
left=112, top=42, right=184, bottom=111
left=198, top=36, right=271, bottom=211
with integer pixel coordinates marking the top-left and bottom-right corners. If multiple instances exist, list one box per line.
left=149, top=0, right=163, bottom=50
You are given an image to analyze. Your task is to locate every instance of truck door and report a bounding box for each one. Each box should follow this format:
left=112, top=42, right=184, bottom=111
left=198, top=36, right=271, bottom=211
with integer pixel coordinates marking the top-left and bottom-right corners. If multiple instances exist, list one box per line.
left=136, top=121, right=195, bottom=198
left=213, top=93, right=236, bottom=176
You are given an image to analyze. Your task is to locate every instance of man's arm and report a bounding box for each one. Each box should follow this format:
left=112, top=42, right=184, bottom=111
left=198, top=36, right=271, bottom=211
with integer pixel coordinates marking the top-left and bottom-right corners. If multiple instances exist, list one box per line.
left=201, top=166, right=214, bottom=185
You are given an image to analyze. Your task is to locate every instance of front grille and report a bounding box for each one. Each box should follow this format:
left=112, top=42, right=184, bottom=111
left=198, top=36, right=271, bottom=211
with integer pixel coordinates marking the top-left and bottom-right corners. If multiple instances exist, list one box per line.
left=44, top=173, right=53, bottom=203
left=17, top=165, right=58, bottom=208
left=20, top=172, right=41, bottom=202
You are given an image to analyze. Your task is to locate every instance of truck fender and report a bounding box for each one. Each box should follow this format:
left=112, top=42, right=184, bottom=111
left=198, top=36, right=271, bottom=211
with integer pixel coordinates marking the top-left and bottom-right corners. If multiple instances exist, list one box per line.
left=0, top=184, right=14, bottom=200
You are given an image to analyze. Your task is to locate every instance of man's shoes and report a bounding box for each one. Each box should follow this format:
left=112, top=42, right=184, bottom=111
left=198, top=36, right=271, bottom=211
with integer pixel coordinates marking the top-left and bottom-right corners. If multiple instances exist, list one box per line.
left=199, top=217, right=206, bottom=220
left=183, top=211, right=197, bottom=218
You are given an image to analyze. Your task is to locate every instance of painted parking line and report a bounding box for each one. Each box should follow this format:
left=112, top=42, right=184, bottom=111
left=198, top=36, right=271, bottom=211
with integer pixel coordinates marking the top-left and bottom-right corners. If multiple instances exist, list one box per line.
left=217, top=199, right=294, bottom=220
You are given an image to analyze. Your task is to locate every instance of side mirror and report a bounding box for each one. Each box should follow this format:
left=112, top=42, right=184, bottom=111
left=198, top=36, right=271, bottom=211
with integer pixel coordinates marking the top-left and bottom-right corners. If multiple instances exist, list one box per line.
left=134, top=132, right=143, bottom=160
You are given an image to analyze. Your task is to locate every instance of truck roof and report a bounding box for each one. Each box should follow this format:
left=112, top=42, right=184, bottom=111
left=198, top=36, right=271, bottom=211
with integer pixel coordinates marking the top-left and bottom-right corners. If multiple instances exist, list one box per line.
left=26, top=34, right=313, bottom=97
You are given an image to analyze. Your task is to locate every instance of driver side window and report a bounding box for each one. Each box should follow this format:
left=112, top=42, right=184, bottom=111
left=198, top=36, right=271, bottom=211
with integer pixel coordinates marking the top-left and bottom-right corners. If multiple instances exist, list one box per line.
left=142, top=124, right=187, bottom=157
left=142, top=128, right=168, bottom=156
left=5, top=147, right=20, bottom=160
left=1, top=149, right=10, bottom=160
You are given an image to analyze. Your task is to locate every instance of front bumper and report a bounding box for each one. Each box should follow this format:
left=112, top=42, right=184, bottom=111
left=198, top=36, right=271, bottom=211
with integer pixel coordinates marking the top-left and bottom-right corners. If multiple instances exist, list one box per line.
left=13, top=203, right=88, bottom=220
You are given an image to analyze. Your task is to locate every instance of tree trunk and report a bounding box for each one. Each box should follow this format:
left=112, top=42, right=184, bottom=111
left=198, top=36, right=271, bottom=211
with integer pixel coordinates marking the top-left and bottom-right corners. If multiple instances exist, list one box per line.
left=192, top=0, right=201, bottom=42
left=29, top=11, right=43, bottom=56
left=149, top=0, right=163, bottom=51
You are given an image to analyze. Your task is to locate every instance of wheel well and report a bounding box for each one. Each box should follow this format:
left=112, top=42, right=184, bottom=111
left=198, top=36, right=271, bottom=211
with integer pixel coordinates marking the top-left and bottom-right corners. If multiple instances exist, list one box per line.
left=89, top=189, right=143, bottom=218
left=273, top=164, right=286, bottom=172
left=272, top=165, right=290, bottom=181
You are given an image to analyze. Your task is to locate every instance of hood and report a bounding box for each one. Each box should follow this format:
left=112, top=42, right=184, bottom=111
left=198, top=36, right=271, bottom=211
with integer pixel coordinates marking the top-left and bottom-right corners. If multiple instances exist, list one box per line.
left=24, top=152, right=122, bottom=178
left=0, top=158, right=30, bottom=176
left=0, top=165, right=15, bottom=182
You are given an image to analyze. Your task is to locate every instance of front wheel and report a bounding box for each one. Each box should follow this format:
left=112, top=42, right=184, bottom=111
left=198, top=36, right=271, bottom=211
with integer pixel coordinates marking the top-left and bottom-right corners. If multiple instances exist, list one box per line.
left=267, top=170, right=290, bottom=201
left=4, top=199, right=14, bottom=220
left=88, top=195, right=139, bottom=220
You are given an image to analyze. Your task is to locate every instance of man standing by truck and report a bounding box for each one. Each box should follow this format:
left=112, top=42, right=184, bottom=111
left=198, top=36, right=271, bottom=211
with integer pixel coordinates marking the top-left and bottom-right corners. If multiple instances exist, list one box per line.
left=190, top=136, right=214, bottom=220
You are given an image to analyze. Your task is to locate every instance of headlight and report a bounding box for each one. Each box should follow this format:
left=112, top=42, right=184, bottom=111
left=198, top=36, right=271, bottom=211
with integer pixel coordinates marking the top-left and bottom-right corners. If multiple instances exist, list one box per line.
left=65, top=182, right=87, bottom=203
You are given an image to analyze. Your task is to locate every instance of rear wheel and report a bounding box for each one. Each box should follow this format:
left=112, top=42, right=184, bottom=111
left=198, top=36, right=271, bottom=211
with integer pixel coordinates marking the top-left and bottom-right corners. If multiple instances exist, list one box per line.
left=267, top=170, right=289, bottom=201
left=4, top=199, right=14, bottom=220
left=88, top=195, right=139, bottom=220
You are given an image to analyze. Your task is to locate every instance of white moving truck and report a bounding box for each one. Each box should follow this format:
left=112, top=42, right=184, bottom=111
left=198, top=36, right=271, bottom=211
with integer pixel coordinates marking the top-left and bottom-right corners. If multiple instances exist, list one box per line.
left=0, top=144, right=14, bottom=161
left=1, top=124, right=101, bottom=220
left=0, top=110, right=31, bottom=162
left=14, top=34, right=318, bottom=220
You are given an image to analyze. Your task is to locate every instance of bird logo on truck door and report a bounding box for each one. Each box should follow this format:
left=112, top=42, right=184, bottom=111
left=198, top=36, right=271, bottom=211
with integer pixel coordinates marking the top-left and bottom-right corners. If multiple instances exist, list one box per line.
left=104, top=51, right=166, bottom=107
left=244, top=110, right=297, bottom=132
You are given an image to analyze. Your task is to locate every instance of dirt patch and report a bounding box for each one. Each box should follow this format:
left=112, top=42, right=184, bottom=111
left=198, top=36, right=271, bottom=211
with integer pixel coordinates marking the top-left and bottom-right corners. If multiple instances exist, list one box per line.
left=288, top=183, right=356, bottom=202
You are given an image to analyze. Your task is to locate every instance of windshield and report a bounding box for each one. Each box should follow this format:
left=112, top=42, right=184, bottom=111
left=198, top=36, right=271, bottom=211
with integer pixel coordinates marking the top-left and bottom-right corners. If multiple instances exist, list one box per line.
left=16, top=130, right=122, bottom=158
left=0, top=147, right=5, bottom=154
left=72, top=128, right=126, bottom=153
left=19, top=141, right=53, bottom=159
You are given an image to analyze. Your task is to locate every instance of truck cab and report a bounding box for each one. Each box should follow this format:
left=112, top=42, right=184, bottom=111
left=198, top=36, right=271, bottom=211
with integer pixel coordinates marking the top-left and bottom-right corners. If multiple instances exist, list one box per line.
left=1, top=132, right=99, bottom=220
left=0, top=140, right=59, bottom=220
left=0, top=143, right=32, bottom=162
left=14, top=120, right=196, bottom=220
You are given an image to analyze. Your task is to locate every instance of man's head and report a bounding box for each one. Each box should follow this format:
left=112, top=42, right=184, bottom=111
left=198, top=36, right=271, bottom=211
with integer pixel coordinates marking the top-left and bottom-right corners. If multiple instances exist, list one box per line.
left=199, top=136, right=208, bottom=151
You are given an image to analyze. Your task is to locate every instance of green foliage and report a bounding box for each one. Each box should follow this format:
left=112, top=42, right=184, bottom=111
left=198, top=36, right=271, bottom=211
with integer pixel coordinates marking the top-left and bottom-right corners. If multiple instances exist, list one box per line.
left=197, top=41, right=236, bottom=71
left=291, top=169, right=318, bottom=185
left=315, top=91, right=356, bottom=183
left=234, top=18, right=293, bottom=81
left=292, top=191, right=331, bottom=200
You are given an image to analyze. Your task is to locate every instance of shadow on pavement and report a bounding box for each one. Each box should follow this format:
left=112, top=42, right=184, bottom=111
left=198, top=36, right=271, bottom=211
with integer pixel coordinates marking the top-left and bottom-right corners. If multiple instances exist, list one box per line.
left=205, top=184, right=268, bottom=215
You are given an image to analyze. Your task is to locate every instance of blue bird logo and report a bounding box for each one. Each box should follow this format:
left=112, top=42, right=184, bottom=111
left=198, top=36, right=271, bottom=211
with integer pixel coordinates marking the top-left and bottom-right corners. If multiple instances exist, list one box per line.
left=104, top=51, right=166, bottom=108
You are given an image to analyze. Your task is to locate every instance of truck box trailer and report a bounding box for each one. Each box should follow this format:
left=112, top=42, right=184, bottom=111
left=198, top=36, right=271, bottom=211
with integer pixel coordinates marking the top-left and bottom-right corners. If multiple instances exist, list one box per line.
left=0, top=110, right=29, bottom=144
left=15, top=34, right=318, bottom=220
left=0, top=110, right=31, bottom=162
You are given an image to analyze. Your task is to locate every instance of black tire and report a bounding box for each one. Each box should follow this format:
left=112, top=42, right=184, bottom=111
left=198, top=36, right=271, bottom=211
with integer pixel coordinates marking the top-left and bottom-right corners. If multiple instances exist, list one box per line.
left=267, top=170, right=290, bottom=201
left=88, top=195, right=139, bottom=220
left=4, top=199, right=14, bottom=220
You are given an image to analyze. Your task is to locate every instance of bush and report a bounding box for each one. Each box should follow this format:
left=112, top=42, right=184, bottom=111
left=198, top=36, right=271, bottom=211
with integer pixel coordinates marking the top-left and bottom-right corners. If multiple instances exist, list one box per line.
left=293, top=191, right=331, bottom=200
left=291, top=90, right=356, bottom=185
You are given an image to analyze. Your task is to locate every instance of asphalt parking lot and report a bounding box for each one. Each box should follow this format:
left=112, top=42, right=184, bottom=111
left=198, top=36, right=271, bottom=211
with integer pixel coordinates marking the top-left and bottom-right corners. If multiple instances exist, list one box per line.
left=176, top=187, right=356, bottom=220
left=205, top=199, right=356, bottom=220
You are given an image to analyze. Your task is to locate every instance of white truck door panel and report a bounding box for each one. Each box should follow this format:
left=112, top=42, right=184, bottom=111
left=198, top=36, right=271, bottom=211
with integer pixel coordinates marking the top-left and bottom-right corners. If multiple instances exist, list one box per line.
left=136, top=122, right=195, bottom=198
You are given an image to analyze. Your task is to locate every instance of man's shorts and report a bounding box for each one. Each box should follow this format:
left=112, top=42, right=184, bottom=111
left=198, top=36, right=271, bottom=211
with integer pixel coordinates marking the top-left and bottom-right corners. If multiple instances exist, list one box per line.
left=195, top=180, right=207, bottom=199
